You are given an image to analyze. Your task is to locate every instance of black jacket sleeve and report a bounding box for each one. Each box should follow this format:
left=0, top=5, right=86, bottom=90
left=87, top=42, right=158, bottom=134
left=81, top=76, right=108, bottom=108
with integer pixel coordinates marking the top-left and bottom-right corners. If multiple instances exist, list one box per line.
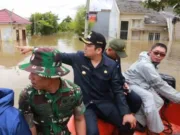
left=59, top=52, right=77, bottom=66
left=110, top=64, right=131, bottom=116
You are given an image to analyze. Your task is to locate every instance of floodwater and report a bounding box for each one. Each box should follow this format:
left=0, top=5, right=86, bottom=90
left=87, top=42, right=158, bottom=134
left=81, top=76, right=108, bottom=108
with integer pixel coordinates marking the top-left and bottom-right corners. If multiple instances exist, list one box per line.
left=0, top=32, right=179, bottom=107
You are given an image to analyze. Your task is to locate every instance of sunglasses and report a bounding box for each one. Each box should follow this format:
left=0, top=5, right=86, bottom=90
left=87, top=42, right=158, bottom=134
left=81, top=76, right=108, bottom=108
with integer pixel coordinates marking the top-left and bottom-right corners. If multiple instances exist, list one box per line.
left=152, top=51, right=166, bottom=57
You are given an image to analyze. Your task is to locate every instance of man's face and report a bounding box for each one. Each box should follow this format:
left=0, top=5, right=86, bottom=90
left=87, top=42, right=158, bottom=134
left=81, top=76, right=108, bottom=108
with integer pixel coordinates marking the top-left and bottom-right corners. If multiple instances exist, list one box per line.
left=107, top=48, right=119, bottom=60
left=149, top=46, right=166, bottom=63
left=29, top=73, right=50, bottom=90
left=84, top=43, right=100, bottom=58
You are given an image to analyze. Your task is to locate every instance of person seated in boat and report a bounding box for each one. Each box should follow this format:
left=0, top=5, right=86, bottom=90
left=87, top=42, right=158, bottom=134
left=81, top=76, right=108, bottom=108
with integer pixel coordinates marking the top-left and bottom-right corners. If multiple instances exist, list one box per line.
left=123, top=43, right=180, bottom=134
left=105, top=39, right=142, bottom=114
left=18, top=48, right=86, bottom=135
left=0, top=88, right=31, bottom=135
left=17, top=31, right=136, bottom=135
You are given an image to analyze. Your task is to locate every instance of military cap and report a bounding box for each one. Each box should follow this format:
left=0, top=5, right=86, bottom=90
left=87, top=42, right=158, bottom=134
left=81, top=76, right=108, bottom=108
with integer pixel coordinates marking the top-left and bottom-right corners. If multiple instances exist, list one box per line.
left=19, top=48, right=70, bottom=78
left=108, top=39, right=127, bottom=58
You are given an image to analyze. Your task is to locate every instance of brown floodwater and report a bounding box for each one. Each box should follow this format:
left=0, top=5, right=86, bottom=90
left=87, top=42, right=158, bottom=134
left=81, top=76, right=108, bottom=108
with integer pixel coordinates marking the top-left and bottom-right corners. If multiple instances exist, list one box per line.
left=0, top=32, right=179, bottom=107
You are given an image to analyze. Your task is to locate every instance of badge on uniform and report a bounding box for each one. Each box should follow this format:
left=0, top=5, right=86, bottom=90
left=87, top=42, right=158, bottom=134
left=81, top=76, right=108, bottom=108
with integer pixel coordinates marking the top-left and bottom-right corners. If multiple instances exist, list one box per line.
left=82, top=71, right=86, bottom=75
left=104, top=70, right=108, bottom=74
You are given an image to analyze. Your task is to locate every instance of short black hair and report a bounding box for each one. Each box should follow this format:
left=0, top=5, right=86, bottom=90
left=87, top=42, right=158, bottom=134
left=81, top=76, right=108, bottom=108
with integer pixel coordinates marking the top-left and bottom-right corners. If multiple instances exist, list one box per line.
left=151, top=43, right=167, bottom=53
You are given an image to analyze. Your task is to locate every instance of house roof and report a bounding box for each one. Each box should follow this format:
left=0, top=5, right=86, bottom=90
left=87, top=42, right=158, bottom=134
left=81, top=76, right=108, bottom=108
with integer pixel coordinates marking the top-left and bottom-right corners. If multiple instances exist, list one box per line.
left=115, top=0, right=167, bottom=25
left=144, top=12, right=167, bottom=25
left=0, top=9, right=31, bottom=24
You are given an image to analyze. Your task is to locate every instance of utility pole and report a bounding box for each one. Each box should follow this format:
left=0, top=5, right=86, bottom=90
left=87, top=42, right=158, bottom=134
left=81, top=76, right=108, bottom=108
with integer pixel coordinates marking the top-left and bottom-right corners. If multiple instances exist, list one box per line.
left=84, top=0, right=90, bottom=38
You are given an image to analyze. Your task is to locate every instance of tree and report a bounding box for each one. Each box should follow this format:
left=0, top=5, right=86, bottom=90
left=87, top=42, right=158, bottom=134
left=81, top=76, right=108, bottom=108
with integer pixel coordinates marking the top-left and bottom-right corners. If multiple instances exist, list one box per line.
left=29, top=12, right=59, bottom=35
left=58, top=16, right=73, bottom=32
left=142, top=0, right=180, bottom=15
left=41, top=12, right=59, bottom=35
left=74, top=5, right=86, bottom=35
left=62, top=16, right=72, bottom=23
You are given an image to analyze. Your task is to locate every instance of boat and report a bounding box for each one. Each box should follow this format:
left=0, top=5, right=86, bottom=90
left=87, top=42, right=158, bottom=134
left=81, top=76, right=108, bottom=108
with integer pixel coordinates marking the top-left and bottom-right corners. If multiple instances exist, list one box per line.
left=67, top=74, right=180, bottom=135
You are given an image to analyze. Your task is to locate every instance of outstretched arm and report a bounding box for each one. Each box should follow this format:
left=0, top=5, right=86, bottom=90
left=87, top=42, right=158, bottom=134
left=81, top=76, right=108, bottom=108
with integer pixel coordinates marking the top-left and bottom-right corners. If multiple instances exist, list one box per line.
left=16, top=46, right=79, bottom=66
left=16, top=46, right=34, bottom=54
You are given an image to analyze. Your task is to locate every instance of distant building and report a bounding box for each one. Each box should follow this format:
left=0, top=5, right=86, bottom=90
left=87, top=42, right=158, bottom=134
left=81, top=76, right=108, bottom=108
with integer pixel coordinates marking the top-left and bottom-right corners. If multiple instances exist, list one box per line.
left=0, top=9, right=31, bottom=41
left=109, top=0, right=168, bottom=41
left=90, top=10, right=111, bottom=38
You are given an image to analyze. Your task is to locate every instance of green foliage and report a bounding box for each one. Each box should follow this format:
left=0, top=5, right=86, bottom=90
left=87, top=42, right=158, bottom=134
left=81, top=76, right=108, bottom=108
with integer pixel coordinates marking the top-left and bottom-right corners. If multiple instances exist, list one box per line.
left=58, top=16, right=73, bottom=32
left=29, top=5, right=95, bottom=35
left=73, top=5, right=95, bottom=35
left=26, top=24, right=31, bottom=36
left=63, top=16, right=72, bottom=23
left=29, top=12, right=59, bottom=35
left=88, top=22, right=95, bottom=31
left=73, top=5, right=86, bottom=35
left=142, top=0, right=180, bottom=15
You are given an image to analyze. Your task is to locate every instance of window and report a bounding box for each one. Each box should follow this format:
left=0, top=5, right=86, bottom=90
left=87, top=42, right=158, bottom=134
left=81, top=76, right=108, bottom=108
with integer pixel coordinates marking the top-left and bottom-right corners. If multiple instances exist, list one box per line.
left=149, top=33, right=154, bottom=41
left=148, top=33, right=160, bottom=41
left=155, top=33, right=160, bottom=40
left=120, top=21, right=129, bottom=40
left=132, top=19, right=141, bottom=28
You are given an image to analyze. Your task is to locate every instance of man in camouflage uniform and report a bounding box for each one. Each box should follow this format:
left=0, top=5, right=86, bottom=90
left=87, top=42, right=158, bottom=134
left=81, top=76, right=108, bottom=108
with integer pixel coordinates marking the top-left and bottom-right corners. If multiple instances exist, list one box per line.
left=18, top=48, right=86, bottom=135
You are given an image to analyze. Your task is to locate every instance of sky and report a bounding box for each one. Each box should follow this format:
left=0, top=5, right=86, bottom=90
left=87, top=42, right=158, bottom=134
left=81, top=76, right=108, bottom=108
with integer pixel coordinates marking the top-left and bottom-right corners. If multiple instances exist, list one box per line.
left=0, top=0, right=113, bottom=21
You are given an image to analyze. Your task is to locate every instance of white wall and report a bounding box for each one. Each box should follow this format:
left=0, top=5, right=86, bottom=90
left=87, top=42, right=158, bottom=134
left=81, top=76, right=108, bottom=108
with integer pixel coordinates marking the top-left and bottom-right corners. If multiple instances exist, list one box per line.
left=0, top=24, right=27, bottom=41
left=109, top=0, right=119, bottom=40
left=119, top=14, right=145, bottom=40
left=0, top=24, right=14, bottom=41
left=175, top=22, right=180, bottom=41
left=144, top=25, right=168, bottom=41
left=119, top=14, right=168, bottom=41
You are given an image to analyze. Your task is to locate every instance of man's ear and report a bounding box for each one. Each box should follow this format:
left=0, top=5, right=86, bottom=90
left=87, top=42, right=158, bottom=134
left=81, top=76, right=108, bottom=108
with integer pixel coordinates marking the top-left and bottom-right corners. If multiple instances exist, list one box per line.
left=96, top=48, right=103, bottom=54
left=107, top=48, right=112, bottom=52
left=148, top=50, right=151, bottom=56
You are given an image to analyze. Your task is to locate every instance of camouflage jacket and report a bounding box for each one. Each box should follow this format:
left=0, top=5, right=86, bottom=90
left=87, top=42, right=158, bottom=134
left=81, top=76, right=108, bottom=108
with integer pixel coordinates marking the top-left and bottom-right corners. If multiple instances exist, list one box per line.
left=19, top=79, right=85, bottom=135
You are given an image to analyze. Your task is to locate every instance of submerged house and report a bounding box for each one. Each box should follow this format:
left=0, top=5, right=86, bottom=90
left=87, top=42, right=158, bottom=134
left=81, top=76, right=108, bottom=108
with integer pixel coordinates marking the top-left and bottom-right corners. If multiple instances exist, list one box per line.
left=109, top=0, right=168, bottom=41
left=0, top=9, right=31, bottom=41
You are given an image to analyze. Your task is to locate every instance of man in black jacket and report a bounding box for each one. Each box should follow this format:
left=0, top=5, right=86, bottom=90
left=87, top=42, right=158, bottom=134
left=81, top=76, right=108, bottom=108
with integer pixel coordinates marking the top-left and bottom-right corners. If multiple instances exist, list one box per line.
left=105, top=39, right=142, bottom=114
left=17, top=31, right=136, bottom=135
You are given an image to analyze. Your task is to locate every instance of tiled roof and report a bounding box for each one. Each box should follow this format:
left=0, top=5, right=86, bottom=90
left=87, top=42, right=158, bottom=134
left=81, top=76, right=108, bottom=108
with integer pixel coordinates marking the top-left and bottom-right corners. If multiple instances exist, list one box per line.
left=116, top=0, right=167, bottom=25
left=116, top=0, right=149, bottom=13
left=144, top=12, right=167, bottom=25
left=0, top=9, right=31, bottom=24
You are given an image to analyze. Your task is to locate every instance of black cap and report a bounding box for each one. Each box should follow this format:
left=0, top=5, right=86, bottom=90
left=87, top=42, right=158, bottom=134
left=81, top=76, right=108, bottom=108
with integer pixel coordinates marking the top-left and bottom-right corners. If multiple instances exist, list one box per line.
left=79, top=31, right=106, bottom=49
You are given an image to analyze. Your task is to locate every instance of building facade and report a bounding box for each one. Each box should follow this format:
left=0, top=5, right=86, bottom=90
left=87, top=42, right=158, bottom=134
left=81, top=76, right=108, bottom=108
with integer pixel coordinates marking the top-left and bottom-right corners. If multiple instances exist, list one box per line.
left=0, top=9, right=30, bottom=41
left=109, top=0, right=168, bottom=41
left=91, top=10, right=111, bottom=38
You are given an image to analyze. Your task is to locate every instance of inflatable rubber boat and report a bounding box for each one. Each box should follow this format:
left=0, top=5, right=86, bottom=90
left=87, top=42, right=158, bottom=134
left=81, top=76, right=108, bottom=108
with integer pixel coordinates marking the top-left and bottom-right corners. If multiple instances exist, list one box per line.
left=67, top=74, right=180, bottom=135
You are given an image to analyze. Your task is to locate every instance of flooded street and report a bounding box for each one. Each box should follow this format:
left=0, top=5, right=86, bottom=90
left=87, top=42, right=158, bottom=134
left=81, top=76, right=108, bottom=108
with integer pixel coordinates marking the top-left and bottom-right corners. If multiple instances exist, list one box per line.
left=0, top=32, right=180, bottom=107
